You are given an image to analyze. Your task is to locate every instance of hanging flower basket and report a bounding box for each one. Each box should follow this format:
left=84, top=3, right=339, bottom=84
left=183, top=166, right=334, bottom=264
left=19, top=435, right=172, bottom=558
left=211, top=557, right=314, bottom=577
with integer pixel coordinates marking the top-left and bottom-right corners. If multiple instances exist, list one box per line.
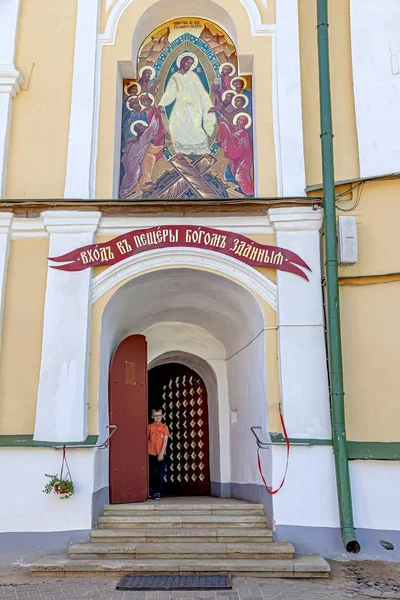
left=43, top=446, right=75, bottom=500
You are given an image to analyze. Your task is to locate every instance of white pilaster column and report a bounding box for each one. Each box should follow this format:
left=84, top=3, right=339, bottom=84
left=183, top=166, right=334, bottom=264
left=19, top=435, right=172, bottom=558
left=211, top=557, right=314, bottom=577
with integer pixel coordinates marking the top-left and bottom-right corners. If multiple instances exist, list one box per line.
left=0, top=0, right=23, bottom=198
left=275, top=0, right=306, bottom=196
left=34, top=211, right=101, bottom=442
left=269, top=207, right=331, bottom=439
left=0, top=213, right=13, bottom=350
left=64, top=0, right=100, bottom=199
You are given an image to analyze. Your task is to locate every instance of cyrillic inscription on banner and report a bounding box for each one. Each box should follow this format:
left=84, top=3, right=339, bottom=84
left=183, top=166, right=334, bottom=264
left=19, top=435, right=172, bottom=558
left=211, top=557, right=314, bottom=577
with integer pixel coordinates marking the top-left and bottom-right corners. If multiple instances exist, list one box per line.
left=48, top=225, right=311, bottom=280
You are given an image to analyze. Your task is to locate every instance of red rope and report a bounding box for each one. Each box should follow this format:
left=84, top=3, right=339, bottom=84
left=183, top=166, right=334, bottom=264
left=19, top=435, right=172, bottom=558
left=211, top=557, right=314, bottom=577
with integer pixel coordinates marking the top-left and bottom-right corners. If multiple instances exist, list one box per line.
left=60, top=445, right=72, bottom=481
left=257, top=411, right=290, bottom=495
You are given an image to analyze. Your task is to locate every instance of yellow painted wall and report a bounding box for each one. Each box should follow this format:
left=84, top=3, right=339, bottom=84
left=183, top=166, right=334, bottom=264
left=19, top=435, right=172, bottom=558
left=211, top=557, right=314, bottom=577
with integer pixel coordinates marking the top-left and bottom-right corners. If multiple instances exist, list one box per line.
left=341, top=281, right=400, bottom=442
left=0, top=239, right=48, bottom=433
left=298, top=0, right=359, bottom=186
left=335, top=177, right=400, bottom=442
left=96, top=0, right=277, bottom=198
left=6, top=0, right=78, bottom=199
left=337, top=179, right=400, bottom=278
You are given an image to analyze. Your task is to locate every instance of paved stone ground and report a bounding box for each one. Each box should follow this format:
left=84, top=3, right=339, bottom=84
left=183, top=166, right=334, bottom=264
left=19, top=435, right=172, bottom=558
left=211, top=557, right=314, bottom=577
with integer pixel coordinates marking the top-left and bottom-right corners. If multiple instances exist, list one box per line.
left=1, top=561, right=400, bottom=600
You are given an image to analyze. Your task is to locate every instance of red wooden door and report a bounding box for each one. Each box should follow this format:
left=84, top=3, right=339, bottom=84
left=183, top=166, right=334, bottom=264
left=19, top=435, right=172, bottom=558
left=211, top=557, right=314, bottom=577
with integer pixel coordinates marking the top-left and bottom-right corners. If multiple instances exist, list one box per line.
left=148, top=363, right=210, bottom=496
left=109, top=335, right=148, bottom=503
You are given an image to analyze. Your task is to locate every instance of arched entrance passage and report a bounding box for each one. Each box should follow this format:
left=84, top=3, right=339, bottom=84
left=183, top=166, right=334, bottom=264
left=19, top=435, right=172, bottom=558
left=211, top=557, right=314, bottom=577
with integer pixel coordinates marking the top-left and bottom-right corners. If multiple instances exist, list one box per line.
left=148, top=363, right=211, bottom=496
left=97, top=265, right=274, bottom=505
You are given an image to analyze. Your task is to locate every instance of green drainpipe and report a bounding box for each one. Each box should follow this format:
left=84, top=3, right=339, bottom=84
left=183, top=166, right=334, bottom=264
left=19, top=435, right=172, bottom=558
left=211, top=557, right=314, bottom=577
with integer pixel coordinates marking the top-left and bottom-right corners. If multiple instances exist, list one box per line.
left=316, top=0, right=360, bottom=553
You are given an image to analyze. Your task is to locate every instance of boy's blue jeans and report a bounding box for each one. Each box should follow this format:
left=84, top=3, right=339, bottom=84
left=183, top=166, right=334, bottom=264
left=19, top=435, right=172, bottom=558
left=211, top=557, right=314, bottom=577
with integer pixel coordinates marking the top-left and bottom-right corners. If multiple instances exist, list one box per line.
left=149, top=454, right=166, bottom=496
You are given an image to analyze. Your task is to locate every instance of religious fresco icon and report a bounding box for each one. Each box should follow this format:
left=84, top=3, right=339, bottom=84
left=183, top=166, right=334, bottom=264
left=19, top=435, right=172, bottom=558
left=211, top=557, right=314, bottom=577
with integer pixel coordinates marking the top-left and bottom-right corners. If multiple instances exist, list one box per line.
left=119, top=18, right=254, bottom=200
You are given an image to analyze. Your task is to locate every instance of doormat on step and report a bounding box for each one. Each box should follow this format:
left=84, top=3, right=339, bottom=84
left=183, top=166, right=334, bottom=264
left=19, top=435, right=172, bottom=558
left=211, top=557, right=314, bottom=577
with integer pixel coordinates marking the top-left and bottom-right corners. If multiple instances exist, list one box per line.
left=117, top=574, right=232, bottom=590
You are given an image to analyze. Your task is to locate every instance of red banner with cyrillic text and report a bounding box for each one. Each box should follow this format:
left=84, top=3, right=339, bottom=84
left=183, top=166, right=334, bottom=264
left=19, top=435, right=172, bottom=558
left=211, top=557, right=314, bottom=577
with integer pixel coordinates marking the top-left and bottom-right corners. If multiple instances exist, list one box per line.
left=48, top=225, right=311, bottom=281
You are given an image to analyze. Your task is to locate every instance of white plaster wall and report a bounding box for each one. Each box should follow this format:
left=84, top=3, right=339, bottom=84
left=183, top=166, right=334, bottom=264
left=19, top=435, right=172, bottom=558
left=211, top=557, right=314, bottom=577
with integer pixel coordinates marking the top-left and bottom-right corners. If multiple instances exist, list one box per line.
left=227, top=332, right=271, bottom=485
left=0, top=449, right=95, bottom=532
left=271, top=445, right=340, bottom=528
left=145, top=322, right=226, bottom=364
left=98, top=269, right=264, bottom=361
left=0, top=0, right=20, bottom=64
left=350, top=461, right=400, bottom=532
left=272, top=449, right=400, bottom=533
left=64, top=0, right=100, bottom=198
left=0, top=0, right=22, bottom=197
left=270, top=208, right=331, bottom=440
left=350, top=0, right=400, bottom=177
left=275, top=0, right=306, bottom=195
left=34, top=212, right=101, bottom=443
left=0, top=214, right=13, bottom=354
left=93, top=447, right=109, bottom=494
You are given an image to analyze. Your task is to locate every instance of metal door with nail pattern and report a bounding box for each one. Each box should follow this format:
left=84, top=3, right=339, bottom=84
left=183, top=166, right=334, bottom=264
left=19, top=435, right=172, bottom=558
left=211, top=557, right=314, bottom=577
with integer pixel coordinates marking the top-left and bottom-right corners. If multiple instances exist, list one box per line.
left=148, top=363, right=210, bottom=495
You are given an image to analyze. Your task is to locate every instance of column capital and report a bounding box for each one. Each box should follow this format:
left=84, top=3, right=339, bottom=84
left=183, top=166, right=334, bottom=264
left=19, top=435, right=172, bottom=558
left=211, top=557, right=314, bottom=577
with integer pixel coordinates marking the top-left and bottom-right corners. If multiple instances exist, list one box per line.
left=269, top=207, right=323, bottom=232
left=0, top=65, right=23, bottom=98
left=42, top=210, right=101, bottom=234
left=0, top=212, right=13, bottom=232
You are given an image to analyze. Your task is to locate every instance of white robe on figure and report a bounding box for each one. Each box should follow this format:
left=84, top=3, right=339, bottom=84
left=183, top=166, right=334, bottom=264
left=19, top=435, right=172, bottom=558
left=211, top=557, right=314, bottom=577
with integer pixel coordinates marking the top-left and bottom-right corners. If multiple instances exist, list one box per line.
left=159, top=71, right=216, bottom=155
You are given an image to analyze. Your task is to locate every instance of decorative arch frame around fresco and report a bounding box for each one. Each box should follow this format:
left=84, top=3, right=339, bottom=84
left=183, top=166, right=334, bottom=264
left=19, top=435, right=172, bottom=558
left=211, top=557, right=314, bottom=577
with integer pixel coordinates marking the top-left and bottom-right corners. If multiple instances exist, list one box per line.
left=119, top=18, right=254, bottom=201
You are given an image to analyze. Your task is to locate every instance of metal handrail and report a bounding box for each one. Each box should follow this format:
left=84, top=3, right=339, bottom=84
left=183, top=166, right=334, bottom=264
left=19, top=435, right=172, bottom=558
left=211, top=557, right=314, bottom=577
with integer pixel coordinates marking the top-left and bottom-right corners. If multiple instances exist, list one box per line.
left=52, top=425, right=118, bottom=450
left=251, top=426, right=313, bottom=448
left=250, top=426, right=272, bottom=449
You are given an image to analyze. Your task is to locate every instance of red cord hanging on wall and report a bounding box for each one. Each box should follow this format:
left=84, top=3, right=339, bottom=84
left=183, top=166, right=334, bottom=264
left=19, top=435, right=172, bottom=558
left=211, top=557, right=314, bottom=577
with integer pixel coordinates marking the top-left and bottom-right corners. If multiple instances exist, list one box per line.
left=257, top=411, right=290, bottom=495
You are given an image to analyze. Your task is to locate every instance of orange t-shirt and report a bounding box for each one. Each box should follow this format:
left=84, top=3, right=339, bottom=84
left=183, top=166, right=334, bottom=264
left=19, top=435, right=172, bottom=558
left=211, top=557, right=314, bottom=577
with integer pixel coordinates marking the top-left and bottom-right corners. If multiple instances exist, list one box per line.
left=148, top=422, right=170, bottom=456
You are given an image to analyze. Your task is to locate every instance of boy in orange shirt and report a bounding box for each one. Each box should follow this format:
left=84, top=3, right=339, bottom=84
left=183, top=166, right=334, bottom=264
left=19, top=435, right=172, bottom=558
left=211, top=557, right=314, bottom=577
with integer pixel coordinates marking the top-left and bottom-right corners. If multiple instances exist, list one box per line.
left=148, top=408, right=169, bottom=499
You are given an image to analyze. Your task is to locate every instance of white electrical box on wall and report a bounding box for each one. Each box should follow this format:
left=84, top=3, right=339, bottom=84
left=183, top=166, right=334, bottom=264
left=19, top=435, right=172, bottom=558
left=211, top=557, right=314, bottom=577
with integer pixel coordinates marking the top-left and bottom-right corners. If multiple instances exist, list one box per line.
left=337, top=216, right=358, bottom=265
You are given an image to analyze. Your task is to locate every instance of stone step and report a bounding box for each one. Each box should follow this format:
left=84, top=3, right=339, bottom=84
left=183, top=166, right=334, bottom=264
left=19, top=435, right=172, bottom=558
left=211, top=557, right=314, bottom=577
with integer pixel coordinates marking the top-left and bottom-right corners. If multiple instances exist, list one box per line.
left=30, top=554, right=330, bottom=578
left=91, top=527, right=273, bottom=544
left=97, top=514, right=268, bottom=529
left=103, top=509, right=265, bottom=517
left=103, top=502, right=264, bottom=516
left=69, top=541, right=294, bottom=560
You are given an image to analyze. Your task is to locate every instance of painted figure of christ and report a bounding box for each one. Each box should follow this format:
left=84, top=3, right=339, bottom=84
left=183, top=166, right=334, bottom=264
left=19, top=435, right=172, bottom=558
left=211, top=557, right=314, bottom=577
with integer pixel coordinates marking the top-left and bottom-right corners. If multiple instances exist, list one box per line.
left=159, top=53, right=216, bottom=155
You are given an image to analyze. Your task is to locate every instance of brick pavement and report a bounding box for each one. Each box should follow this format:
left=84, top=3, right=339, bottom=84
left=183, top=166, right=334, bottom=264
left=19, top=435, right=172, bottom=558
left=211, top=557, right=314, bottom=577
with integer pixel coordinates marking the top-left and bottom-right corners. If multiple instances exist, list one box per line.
left=1, top=561, right=400, bottom=600
left=1, top=571, right=400, bottom=600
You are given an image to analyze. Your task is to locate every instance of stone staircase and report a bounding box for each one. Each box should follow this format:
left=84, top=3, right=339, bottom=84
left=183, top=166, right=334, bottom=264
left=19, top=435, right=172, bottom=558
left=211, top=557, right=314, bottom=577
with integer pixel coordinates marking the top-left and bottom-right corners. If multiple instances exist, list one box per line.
left=31, top=498, right=330, bottom=578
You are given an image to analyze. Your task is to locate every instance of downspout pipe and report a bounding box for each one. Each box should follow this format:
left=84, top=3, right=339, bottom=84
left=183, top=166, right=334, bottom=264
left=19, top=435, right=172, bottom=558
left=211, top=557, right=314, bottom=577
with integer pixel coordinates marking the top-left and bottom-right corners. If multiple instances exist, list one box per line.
left=316, top=0, right=360, bottom=553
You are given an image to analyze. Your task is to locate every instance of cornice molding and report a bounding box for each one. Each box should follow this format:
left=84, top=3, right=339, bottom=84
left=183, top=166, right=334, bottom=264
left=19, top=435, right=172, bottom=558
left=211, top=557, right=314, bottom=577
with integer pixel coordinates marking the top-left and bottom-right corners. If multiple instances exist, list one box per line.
left=0, top=65, right=23, bottom=98
left=11, top=217, right=47, bottom=239
left=92, top=246, right=278, bottom=310
left=0, top=213, right=13, bottom=233
left=269, top=207, right=323, bottom=232
left=42, top=211, right=101, bottom=235
left=97, top=216, right=273, bottom=237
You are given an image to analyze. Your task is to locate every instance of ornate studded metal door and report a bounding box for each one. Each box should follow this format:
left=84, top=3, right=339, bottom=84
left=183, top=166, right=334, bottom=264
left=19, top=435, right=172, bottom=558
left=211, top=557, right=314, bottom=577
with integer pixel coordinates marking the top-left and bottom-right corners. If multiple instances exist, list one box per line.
left=148, top=363, right=210, bottom=495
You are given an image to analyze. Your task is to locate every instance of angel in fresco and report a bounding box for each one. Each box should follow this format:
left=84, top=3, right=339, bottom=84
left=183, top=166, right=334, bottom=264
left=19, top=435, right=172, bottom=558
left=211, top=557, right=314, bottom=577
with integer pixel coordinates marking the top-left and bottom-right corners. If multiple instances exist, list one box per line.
left=138, top=67, right=160, bottom=95
left=139, top=93, right=167, bottom=161
left=120, top=111, right=163, bottom=198
left=209, top=108, right=254, bottom=197
left=158, top=52, right=216, bottom=155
